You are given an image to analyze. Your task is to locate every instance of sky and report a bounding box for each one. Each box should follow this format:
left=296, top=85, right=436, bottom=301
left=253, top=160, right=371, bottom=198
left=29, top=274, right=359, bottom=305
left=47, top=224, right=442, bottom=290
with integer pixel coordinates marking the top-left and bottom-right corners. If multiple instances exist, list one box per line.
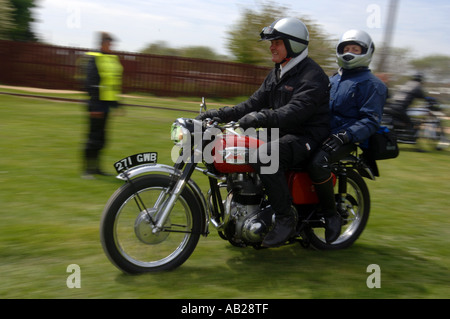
left=32, top=0, right=450, bottom=59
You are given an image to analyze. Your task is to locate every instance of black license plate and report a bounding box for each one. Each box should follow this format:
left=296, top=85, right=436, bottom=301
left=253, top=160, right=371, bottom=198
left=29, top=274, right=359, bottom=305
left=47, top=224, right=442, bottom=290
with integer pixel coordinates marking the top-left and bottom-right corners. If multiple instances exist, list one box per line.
left=114, top=152, right=157, bottom=173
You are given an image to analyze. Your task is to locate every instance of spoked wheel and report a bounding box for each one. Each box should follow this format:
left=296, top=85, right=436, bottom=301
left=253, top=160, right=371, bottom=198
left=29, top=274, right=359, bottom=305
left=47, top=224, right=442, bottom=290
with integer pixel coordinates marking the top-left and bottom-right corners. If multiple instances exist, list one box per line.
left=100, top=174, right=203, bottom=273
left=306, top=169, right=370, bottom=250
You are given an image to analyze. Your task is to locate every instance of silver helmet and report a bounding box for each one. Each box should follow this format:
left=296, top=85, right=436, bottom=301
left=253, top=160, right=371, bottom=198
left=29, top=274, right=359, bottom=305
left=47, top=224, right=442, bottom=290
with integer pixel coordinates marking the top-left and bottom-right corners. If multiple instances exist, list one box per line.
left=336, top=29, right=375, bottom=69
left=260, top=17, right=309, bottom=58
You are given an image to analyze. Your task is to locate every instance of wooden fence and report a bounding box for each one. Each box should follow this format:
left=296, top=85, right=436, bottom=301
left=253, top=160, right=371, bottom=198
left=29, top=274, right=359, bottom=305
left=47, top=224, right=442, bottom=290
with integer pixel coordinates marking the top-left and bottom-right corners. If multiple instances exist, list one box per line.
left=0, top=40, right=270, bottom=98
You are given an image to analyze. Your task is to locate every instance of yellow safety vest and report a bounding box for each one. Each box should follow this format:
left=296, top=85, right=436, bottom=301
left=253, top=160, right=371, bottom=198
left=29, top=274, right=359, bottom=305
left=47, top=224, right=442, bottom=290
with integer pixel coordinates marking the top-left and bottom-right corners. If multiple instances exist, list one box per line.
left=86, top=52, right=123, bottom=101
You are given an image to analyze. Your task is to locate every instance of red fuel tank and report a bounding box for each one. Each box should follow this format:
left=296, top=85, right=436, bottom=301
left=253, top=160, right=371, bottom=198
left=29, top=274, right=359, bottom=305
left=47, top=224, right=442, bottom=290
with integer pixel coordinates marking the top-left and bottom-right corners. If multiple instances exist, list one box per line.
left=212, top=134, right=264, bottom=173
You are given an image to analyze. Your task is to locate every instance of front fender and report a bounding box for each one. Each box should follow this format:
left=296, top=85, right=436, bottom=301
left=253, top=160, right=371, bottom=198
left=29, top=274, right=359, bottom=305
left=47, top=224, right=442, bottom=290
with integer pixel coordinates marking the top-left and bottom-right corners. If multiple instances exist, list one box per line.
left=117, top=164, right=209, bottom=236
left=116, top=163, right=178, bottom=181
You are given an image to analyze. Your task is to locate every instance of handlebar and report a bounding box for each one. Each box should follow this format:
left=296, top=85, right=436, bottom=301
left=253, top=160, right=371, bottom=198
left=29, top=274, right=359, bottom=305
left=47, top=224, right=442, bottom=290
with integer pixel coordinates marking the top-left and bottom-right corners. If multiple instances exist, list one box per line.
left=202, top=118, right=238, bottom=128
left=201, top=118, right=241, bottom=135
left=197, top=97, right=240, bottom=131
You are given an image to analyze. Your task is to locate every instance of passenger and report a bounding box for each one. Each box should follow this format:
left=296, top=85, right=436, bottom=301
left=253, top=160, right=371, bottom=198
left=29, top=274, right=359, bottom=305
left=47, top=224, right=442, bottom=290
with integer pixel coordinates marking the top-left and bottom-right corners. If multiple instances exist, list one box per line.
left=308, top=30, right=388, bottom=243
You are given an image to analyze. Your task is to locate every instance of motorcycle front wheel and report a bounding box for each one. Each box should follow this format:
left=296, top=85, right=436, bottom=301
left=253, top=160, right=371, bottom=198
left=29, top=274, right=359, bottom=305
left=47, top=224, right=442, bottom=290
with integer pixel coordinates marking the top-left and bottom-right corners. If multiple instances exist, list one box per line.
left=305, top=169, right=370, bottom=250
left=100, top=174, right=202, bottom=273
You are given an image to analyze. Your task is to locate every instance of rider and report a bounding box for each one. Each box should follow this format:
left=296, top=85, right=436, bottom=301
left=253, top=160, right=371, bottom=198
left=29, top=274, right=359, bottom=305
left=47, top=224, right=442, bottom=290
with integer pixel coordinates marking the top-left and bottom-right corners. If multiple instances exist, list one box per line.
left=197, top=17, right=330, bottom=247
left=307, top=29, right=387, bottom=243
left=389, top=73, right=429, bottom=132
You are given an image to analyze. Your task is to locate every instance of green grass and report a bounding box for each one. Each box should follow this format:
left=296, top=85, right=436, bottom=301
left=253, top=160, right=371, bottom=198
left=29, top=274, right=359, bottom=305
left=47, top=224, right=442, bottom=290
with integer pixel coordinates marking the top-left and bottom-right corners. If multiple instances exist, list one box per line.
left=0, top=92, right=449, bottom=299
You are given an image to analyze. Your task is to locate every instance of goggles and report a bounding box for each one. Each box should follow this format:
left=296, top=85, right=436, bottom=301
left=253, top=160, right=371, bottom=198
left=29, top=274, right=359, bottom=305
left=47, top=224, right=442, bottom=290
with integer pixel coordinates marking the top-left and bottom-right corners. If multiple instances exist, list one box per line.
left=260, top=26, right=309, bottom=45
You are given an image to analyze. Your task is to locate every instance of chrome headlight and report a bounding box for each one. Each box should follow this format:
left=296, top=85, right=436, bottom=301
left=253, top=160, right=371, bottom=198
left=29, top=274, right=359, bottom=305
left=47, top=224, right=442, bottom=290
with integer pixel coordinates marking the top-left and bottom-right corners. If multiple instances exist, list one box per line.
left=170, top=121, right=190, bottom=146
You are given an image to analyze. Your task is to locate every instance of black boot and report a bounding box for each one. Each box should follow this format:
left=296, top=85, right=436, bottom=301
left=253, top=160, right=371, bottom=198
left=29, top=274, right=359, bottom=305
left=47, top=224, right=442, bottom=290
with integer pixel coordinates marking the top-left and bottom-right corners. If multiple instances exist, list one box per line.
left=82, top=157, right=98, bottom=179
left=83, top=155, right=113, bottom=178
left=262, top=210, right=296, bottom=248
left=313, top=176, right=342, bottom=244
left=324, top=213, right=341, bottom=244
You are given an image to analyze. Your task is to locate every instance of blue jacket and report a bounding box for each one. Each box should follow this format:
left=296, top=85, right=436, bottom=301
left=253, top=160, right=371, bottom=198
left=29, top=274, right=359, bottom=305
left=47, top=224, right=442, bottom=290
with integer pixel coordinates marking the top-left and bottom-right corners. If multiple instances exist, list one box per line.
left=329, top=67, right=387, bottom=143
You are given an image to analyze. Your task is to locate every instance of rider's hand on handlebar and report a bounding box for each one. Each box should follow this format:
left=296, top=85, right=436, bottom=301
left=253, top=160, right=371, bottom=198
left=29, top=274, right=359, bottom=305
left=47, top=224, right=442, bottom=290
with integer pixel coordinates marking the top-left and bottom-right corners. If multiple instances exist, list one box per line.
left=238, top=111, right=267, bottom=130
left=195, top=109, right=222, bottom=122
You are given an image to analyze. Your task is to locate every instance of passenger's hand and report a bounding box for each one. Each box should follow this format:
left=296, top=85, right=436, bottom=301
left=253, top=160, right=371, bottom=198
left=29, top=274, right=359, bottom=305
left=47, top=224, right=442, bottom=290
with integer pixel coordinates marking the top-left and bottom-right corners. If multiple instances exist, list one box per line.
left=322, top=131, right=349, bottom=153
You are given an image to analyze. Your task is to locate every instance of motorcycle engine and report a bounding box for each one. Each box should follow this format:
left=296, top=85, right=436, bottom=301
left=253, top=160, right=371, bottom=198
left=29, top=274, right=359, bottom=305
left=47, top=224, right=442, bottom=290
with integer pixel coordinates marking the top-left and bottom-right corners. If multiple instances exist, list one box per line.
left=222, top=173, right=273, bottom=246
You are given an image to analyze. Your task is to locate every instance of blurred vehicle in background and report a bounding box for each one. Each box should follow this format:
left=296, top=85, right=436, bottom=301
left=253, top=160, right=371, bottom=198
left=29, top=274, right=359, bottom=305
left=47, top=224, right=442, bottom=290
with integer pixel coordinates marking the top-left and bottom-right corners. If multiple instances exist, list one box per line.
left=383, top=96, right=449, bottom=151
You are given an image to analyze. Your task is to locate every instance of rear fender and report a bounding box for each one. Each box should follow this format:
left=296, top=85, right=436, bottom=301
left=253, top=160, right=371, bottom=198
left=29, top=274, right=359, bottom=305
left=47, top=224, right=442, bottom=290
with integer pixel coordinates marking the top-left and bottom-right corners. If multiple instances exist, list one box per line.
left=338, top=154, right=378, bottom=180
left=358, top=159, right=379, bottom=179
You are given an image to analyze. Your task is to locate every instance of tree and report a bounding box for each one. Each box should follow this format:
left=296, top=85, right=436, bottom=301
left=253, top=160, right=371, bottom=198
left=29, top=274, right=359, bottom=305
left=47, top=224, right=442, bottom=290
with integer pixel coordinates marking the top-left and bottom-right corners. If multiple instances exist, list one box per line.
left=300, top=16, right=336, bottom=73
left=179, top=46, right=227, bottom=60
left=7, top=0, right=38, bottom=41
left=410, top=55, right=450, bottom=83
left=141, top=41, right=179, bottom=56
left=226, top=4, right=281, bottom=66
left=226, top=1, right=335, bottom=72
left=0, top=0, right=15, bottom=39
left=140, top=41, right=228, bottom=61
left=371, top=47, right=414, bottom=83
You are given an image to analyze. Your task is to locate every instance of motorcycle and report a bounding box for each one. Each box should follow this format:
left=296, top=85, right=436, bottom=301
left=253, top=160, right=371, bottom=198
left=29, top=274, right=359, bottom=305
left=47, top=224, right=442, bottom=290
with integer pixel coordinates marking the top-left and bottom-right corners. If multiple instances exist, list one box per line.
left=382, top=97, right=449, bottom=151
left=100, top=99, right=378, bottom=274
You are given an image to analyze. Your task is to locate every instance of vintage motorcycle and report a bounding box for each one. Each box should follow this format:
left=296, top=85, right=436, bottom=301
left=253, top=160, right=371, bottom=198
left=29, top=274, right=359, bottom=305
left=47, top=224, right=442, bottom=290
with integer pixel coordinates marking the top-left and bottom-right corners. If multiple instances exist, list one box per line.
left=382, top=97, right=448, bottom=151
left=100, top=100, right=378, bottom=274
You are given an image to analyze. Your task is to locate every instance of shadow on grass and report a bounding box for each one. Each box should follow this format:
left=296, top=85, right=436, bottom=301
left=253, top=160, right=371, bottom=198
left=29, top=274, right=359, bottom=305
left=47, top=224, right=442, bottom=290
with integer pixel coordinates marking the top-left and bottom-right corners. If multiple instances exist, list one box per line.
left=112, top=241, right=449, bottom=298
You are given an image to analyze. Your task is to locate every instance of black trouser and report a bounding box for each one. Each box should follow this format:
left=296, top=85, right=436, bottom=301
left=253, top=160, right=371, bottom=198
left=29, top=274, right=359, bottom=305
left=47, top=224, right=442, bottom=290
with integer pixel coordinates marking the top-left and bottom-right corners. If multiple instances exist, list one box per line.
left=252, top=134, right=318, bottom=217
left=308, top=143, right=355, bottom=184
left=307, top=143, right=355, bottom=216
left=84, top=112, right=109, bottom=169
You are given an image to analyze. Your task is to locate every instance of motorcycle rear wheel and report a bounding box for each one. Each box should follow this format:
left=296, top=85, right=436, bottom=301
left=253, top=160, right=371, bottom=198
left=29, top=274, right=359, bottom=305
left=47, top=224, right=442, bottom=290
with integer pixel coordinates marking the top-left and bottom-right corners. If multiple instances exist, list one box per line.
left=100, top=174, right=202, bottom=273
left=305, top=169, right=370, bottom=250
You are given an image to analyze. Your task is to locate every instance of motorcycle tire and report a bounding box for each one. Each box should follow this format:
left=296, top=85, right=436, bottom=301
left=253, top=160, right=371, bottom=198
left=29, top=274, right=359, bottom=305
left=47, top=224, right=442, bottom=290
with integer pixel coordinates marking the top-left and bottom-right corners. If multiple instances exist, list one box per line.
left=100, top=174, right=202, bottom=273
left=305, top=169, right=370, bottom=251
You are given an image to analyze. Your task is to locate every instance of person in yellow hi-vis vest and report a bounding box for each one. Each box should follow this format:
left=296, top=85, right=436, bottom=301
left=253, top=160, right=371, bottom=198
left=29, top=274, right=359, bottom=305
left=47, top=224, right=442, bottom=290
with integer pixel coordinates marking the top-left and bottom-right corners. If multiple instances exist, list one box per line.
left=82, top=32, right=123, bottom=179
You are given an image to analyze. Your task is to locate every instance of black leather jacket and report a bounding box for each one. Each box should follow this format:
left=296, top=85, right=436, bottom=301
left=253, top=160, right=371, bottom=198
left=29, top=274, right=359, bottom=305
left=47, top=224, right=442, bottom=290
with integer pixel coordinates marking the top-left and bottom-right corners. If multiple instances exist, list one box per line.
left=227, top=57, right=330, bottom=143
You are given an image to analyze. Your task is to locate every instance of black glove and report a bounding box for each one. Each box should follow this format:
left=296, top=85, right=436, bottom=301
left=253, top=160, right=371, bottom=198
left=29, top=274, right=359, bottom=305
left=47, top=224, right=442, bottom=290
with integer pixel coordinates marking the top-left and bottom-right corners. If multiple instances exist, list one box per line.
left=195, top=106, right=236, bottom=123
left=195, top=109, right=221, bottom=121
left=238, top=111, right=267, bottom=130
left=322, top=131, right=350, bottom=153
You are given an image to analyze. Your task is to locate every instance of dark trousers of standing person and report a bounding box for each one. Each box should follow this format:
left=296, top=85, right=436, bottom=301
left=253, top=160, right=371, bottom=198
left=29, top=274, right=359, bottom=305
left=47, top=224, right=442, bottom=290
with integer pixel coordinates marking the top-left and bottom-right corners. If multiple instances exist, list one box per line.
left=83, top=111, right=109, bottom=176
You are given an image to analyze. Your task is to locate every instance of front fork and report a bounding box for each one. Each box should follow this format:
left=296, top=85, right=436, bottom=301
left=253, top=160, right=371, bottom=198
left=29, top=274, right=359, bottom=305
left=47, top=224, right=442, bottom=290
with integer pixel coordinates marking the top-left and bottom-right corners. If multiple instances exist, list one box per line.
left=151, top=161, right=197, bottom=233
